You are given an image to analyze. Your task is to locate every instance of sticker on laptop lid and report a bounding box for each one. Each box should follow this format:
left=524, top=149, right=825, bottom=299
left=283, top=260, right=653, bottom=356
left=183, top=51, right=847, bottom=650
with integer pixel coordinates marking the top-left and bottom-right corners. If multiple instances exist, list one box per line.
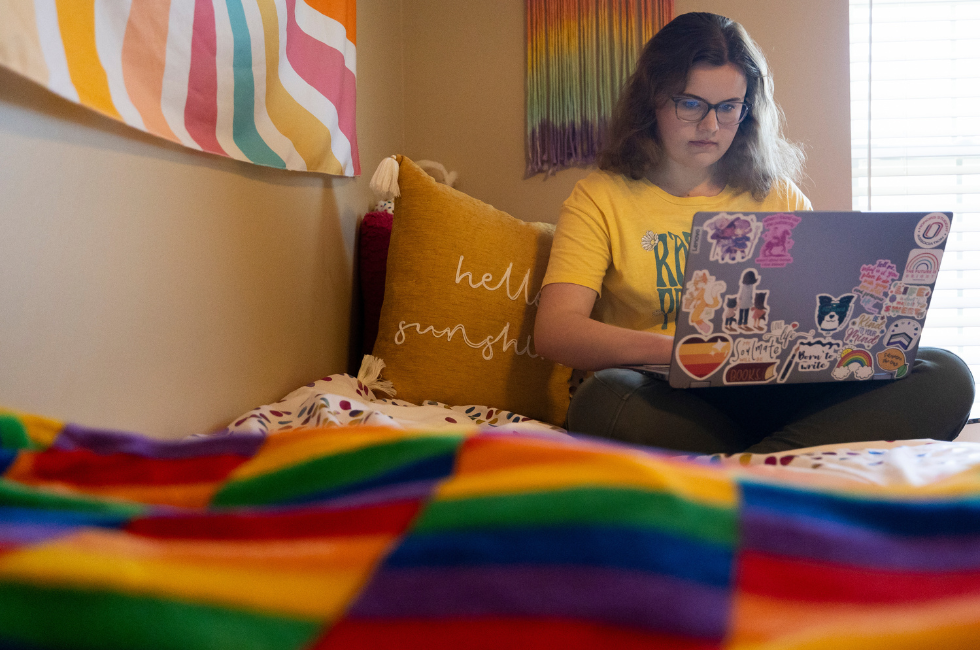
left=681, top=270, right=726, bottom=336
left=844, top=313, right=888, bottom=348
left=914, top=212, right=951, bottom=249
left=676, top=334, right=732, bottom=380
left=883, top=282, right=931, bottom=319
left=755, top=213, right=801, bottom=268
left=723, top=268, right=766, bottom=333
left=765, top=320, right=808, bottom=347
left=876, top=347, right=907, bottom=372
left=815, top=293, right=856, bottom=335
left=704, top=213, right=763, bottom=264
left=723, top=335, right=784, bottom=384
left=883, top=318, right=922, bottom=351
left=724, top=361, right=778, bottom=384
left=853, top=260, right=899, bottom=314
left=777, top=336, right=844, bottom=383
left=749, top=291, right=770, bottom=333
left=902, top=249, right=944, bottom=284
left=832, top=347, right=875, bottom=380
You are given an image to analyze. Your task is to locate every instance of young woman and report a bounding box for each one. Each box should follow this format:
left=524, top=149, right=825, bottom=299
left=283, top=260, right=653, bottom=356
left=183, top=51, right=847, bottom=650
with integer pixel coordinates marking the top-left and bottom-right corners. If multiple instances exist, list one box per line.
left=534, top=12, right=974, bottom=454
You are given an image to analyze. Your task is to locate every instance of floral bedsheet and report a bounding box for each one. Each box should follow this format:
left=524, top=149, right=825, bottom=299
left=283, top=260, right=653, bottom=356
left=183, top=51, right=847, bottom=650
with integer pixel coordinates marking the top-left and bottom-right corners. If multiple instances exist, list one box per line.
left=226, top=372, right=980, bottom=490
left=225, top=373, right=565, bottom=436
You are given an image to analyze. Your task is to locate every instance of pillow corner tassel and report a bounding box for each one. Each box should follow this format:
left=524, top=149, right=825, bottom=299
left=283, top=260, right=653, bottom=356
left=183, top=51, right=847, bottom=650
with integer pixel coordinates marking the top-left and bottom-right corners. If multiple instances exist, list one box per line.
left=357, top=354, right=397, bottom=397
left=369, top=155, right=401, bottom=201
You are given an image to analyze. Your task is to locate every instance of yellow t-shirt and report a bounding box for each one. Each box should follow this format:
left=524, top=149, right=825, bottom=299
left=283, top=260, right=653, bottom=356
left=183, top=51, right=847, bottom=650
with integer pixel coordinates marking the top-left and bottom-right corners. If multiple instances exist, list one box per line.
left=542, top=171, right=812, bottom=335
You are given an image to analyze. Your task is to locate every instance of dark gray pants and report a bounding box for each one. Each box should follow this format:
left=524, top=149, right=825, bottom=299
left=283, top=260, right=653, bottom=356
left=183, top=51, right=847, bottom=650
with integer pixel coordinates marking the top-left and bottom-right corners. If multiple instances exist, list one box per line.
left=567, top=348, right=975, bottom=455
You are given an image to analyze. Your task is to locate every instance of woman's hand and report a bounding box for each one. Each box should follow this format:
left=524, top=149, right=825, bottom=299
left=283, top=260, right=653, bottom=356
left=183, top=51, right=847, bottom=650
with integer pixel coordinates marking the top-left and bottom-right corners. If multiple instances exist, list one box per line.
left=534, top=283, right=675, bottom=370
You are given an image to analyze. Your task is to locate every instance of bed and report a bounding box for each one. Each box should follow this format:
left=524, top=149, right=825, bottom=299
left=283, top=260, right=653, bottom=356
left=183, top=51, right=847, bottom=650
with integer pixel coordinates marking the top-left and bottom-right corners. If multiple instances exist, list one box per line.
left=4, top=157, right=980, bottom=648
left=4, top=398, right=980, bottom=649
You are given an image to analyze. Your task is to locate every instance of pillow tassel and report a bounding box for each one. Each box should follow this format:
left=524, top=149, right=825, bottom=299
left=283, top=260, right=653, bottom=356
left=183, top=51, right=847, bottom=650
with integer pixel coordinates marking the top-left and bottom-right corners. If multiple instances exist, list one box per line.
left=357, top=354, right=397, bottom=397
left=369, top=155, right=401, bottom=201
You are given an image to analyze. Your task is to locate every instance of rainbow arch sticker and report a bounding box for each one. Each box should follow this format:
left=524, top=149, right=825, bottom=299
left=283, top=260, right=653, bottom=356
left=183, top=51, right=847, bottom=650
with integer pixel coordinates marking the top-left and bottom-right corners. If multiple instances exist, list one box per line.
left=832, top=347, right=875, bottom=380
left=840, top=348, right=873, bottom=367
left=903, top=248, right=944, bottom=284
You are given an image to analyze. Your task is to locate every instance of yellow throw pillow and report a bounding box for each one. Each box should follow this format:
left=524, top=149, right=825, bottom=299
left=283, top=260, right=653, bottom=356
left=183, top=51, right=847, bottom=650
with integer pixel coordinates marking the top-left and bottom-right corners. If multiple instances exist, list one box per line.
left=372, top=156, right=571, bottom=426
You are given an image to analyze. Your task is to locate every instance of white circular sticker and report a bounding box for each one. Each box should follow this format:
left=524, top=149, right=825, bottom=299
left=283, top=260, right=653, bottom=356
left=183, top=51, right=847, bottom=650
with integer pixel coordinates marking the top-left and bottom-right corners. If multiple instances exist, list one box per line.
left=914, top=212, right=951, bottom=248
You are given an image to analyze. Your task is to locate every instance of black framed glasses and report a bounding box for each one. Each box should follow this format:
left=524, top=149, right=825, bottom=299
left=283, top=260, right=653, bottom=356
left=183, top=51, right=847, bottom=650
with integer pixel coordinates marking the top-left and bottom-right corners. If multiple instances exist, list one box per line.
left=672, top=96, right=751, bottom=125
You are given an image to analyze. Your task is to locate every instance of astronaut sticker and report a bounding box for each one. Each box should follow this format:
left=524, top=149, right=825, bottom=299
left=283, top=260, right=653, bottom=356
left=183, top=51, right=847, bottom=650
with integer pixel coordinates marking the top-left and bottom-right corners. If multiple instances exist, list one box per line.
left=814, top=294, right=856, bottom=336
left=704, top=213, right=763, bottom=264
left=883, top=318, right=922, bottom=351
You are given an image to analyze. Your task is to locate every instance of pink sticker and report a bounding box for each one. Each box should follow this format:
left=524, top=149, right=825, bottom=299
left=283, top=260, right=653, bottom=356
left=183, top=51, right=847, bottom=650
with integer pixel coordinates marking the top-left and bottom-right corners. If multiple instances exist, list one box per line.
left=755, top=213, right=802, bottom=268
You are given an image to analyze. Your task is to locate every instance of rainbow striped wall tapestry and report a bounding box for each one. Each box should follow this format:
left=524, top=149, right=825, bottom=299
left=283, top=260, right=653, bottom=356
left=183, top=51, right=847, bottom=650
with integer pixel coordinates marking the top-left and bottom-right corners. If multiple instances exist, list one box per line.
left=525, top=0, right=672, bottom=176
left=0, top=0, right=359, bottom=177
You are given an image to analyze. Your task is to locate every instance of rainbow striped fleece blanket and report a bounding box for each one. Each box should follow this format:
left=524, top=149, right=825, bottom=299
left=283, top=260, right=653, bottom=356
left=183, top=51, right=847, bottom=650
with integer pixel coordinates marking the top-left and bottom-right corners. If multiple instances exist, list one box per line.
left=2, top=410, right=980, bottom=649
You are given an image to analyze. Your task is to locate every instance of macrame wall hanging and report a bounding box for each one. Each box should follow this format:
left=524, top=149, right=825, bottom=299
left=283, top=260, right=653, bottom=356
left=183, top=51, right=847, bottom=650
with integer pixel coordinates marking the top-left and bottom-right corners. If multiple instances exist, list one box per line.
left=525, top=0, right=673, bottom=176
left=0, top=1, right=358, bottom=177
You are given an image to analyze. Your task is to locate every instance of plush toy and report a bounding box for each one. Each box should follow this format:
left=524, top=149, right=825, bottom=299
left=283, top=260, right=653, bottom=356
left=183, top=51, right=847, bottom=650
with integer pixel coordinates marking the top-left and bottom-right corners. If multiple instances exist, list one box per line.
left=415, top=159, right=458, bottom=187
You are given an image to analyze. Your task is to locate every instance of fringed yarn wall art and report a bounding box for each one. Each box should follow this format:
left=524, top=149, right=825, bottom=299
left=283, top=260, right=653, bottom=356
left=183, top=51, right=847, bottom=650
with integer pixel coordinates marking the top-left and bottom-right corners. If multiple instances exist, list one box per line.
left=525, top=0, right=672, bottom=176
left=0, top=0, right=358, bottom=176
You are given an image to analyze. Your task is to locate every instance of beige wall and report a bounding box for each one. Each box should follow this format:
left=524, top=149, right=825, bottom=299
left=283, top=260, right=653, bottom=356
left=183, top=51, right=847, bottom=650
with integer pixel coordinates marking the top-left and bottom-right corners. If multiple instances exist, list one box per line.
left=403, top=0, right=852, bottom=221
left=0, top=0, right=404, bottom=438
left=675, top=0, right=852, bottom=210
left=402, top=0, right=589, bottom=224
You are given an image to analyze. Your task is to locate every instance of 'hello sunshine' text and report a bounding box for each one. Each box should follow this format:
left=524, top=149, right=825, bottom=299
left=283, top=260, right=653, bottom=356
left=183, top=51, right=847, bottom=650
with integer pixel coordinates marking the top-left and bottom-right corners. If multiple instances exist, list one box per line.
left=393, top=256, right=542, bottom=360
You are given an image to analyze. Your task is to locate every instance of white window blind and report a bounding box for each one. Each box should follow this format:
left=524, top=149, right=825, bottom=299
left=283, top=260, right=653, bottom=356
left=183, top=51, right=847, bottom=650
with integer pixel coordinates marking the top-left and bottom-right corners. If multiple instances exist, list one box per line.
left=850, top=0, right=980, bottom=417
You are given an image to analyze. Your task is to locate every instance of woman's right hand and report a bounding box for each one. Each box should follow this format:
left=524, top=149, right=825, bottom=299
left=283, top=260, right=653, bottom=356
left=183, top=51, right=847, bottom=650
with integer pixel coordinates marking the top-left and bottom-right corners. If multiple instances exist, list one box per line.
left=533, top=283, right=674, bottom=370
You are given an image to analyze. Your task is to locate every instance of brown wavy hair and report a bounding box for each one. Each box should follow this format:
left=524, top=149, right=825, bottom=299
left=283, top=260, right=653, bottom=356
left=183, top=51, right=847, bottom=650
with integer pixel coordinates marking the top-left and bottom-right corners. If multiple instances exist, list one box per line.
left=597, top=12, right=804, bottom=200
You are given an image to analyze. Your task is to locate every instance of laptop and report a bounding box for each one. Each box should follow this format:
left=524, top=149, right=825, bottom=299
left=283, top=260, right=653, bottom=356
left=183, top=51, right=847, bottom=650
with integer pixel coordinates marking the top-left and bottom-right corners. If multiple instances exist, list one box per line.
left=626, top=210, right=952, bottom=388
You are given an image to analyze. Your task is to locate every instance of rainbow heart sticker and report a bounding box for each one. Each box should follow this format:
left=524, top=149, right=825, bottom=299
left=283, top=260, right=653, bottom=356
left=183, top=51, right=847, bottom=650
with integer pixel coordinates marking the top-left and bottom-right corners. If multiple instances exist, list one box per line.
left=676, top=334, right=733, bottom=380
